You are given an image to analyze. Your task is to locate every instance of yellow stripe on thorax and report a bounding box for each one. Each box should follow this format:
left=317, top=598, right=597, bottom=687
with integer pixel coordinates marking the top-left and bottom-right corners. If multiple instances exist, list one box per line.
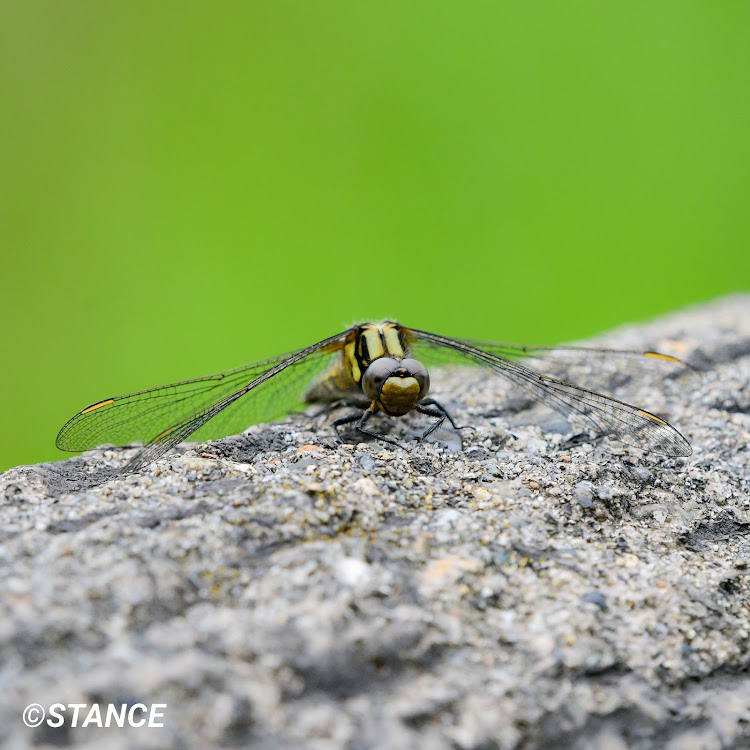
left=344, top=338, right=360, bottom=382
left=382, top=323, right=405, bottom=358
left=361, top=327, right=385, bottom=363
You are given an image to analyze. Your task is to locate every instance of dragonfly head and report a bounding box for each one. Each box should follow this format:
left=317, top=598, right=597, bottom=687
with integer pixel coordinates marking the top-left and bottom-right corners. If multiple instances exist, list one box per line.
left=362, top=357, right=430, bottom=416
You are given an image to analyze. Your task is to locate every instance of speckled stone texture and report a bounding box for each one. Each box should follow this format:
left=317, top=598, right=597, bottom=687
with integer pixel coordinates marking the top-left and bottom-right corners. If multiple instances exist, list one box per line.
left=2, top=295, right=749, bottom=750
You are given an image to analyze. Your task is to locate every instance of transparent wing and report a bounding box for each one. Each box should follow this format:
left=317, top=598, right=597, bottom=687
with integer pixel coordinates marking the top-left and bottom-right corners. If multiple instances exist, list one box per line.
left=57, top=328, right=354, bottom=470
left=401, top=327, right=692, bottom=457
left=456, top=340, right=694, bottom=370
left=452, top=339, right=697, bottom=374
left=452, top=339, right=696, bottom=393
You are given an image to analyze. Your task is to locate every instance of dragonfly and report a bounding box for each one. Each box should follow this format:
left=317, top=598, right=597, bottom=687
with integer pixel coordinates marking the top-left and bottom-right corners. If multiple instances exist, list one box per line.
left=56, top=321, right=692, bottom=472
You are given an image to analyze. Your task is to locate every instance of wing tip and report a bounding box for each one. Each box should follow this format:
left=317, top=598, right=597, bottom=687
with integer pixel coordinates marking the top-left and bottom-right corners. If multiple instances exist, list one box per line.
left=55, top=424, right=79, bottom=452
left=671, top=440, right=693, bottom=458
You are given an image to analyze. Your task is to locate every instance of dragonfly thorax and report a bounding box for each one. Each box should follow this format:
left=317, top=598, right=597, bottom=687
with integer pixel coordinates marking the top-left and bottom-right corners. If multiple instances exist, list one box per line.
left=362, top=357, right=430, bottom=416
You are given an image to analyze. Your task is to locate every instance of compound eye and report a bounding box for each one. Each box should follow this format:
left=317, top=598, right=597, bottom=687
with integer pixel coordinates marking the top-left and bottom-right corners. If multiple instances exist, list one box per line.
left=362, top=358, right=400, bottom=401
left=400, top=358, right=430, bottom=400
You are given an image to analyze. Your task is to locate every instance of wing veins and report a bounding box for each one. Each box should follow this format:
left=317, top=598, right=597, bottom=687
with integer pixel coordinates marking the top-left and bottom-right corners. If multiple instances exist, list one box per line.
left=404, top=328, right=691, bottom=457
left=58, top=329, right=353, bottom=461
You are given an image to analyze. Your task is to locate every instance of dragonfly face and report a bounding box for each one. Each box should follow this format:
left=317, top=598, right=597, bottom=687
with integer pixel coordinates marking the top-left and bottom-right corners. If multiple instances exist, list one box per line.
left=361, top=357, right=430, bottom=416
left=56, top=319, right=693, bottom=473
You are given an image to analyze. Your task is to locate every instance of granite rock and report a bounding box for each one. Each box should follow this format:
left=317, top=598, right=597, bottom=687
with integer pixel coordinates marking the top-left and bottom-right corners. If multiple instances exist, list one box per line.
left=2, top=295, right=750, bottom=749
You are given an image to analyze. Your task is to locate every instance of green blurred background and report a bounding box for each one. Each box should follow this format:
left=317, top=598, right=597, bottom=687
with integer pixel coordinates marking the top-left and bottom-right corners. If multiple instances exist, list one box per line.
left=1, top=2, right=748, bottom=471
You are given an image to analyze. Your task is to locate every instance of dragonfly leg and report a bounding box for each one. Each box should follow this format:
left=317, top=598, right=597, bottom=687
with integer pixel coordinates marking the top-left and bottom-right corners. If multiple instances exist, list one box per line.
left=332, top=409, right=365, bottom=443
left=417, top=398, right=461, bottom=428
left=418, top=398, right=475, bottom=434
left=355, top=406, right=408, bottom=449
left=334, top=404, right=407, bottom=449
left=415, top=404, right=446, bottom=439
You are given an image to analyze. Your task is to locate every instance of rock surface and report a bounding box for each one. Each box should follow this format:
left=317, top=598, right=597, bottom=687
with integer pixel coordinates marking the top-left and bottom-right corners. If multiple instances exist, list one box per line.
left=2, top=295, right=750, bottom=749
